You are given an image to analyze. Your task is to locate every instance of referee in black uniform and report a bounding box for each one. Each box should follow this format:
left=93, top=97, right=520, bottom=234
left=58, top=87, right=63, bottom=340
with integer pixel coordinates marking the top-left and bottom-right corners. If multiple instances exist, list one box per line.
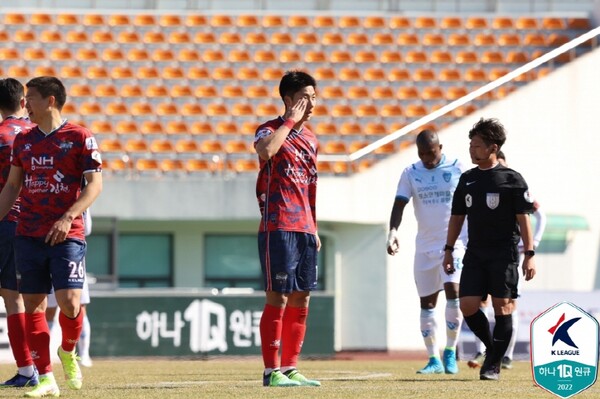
left=442, top=118, right=536, bottom=381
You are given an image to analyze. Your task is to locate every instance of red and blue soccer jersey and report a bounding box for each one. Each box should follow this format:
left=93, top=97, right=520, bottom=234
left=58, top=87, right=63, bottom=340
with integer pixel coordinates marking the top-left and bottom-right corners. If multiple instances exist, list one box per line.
left=254, top=117, right=318, bottom=234
left=0, top=116, right=35, bottom=222
left=11, top=120, right=102, bottom=240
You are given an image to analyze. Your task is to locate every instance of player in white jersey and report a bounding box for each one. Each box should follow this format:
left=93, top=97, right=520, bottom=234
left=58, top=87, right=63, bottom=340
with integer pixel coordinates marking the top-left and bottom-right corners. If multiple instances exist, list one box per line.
left=468, top=151, right=546, bottom=370
left=387, top=129, right=468, bottom=375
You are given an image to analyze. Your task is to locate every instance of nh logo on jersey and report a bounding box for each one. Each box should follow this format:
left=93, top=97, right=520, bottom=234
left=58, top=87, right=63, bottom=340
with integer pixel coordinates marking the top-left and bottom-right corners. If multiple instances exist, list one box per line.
left=531, top=302, right=599, bottom=398
left=31, top=156, right=54, bottom=170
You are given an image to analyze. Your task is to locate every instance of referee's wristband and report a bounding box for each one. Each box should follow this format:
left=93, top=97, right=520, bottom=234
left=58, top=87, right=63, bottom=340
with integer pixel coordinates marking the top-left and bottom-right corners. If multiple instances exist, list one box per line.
left=443, top=244, right=454, bottom=252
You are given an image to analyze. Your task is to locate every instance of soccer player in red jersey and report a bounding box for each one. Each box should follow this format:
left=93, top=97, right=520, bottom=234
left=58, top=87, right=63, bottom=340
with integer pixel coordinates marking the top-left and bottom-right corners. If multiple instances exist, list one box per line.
left=254, top=71, right=321, bottom=387
left=0, top=78, right=38, bottom=388
left=0, top=76, right=102, bottom=398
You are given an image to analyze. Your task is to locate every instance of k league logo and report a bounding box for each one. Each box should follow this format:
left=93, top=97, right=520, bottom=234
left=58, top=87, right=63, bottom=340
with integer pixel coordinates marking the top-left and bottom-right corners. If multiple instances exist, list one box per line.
left=531, top=302, right=599, bottom=399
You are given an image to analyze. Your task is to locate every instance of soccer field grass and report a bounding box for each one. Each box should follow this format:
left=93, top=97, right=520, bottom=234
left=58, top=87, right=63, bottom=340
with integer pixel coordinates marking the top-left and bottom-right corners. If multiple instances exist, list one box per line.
left=0, top=358, right=598, bottom=398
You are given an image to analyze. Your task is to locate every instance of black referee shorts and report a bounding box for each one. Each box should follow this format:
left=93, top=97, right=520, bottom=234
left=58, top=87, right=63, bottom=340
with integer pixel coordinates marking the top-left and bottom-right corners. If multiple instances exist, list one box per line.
left=459, top=246, right=519, bottom=299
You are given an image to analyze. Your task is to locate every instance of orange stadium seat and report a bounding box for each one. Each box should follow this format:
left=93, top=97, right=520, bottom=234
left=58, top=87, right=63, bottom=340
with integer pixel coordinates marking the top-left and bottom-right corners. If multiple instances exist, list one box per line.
left=524, top=33, right=547, bottom=47
left=142, top=31, right=168, bottom=44
left=181, top=103, right=204, bottom=117
left=211, top=67, right=234, bottom=81
left=206, top=103, right=229, bottom=117
left=323, top=140, right=348, bottom=154
left=279, top=50, right=301, bottom=63
left=152, top=48, right=175, bottom=62
left=140, top=121, right=165, bottom=136
left=304, top=50, right=327, bottom=64
left=136, top=66, right=160, bottom=80
left=390, top=16, right=411, bottom=29
left=311, top=105, right=329, bottom=118
left=237, top=66, right=261, bottom=82
left=488, top=68, right=509, bottom=80
left=397, top=32, right=419, bottom=46
left=430, top=50, right=453, bottom=64
left=338, top=67, right=361, bottom=82
left=166, top=121, right=190, bottom=136
left=347, top=86, right=369, bottom=101
left=498, top=33, right=521, bottom=47
left=321, top=86, right=345, bottom=100
left=314, top=67, right=336, bottom=82
left=135, top=159, right=160, bottom=173
left=91, top=30, right=114, bottom=44
left=178, top=48, right=200, bottom=63
left=439, top=68, right=462, bottom=82
left=405, top=50, right=428, bottom=64
left=219, top=32, right=242, bottom=45
left=413, top=68, right=436, bottom=82
left=330, top=50, right=353, bottom=64
left=347, top=32, right=369, bottom=46
left=160, top=14, right=182, bottom=27
left=363, top=16, right=386, bottom=29
left=568, top=17, right=590, bottom=30
left=474, top=33, right=496, bottom=47
left=262, top=15, right=284, bottom=28
left=422, top=87, right=444, bottom=101
left=231, top=159, right=259, bottom=173
left=175, top=139, right=199, bottom=153
left=211, top=15, right=233, bottom=28
left=120, top=84, right=143, bottom=98
left=236, top=14, right=259, bottom=28
left=493, top=16, right=514, bottom=30
left=127, top=48, right=150, bottom=62
left=202, top=49, right=225, bottom=63
left=296, top=32, right=319, bottom=46
left=13, top=30, right=36, bottom=43
left=354, top=50, right=378, bottom=64
left=256, top=103, right=278, bottom=118
left=34, top=66, right=57, bottom=76
left=130, top=102, right=154, bottom=117
left=465, top=68, right=488, bottom=83
left=388, top=68, right=411, bottom=82
left=186, top=159, right=212, bottom=173
left=160, top=159, right=185, bottom=173
left=452, top=104, right=478, bottom=117
left=99, top=139, right=124, bottom=153
left=61, top=65, right=83, bottom=79
left=150, top=139, right=174, bottom=154
left=374, top=142, right=396, bottom=155
left=481, top=50, right=504, bottom=64
left=240, top=121, right=258, bottom=136
left=200, top=139, right=225, bottom=154
left=125, top=139, right=149, bottom=153
left=70, top=84, right=93, bottom=98
left=372, top=86, right=395, bottom=101
left=288, top=15, right=310, bottom=28
left=23, top=48, right=46, bottom=61
left=349, top=140, right=369, bottom=153
left=371, top=32, right=394, bottom=46
left=56, top=13, right=79, bottom=26
left=76, top=48, right=99, bottom=62
left=228, top=49, right=251, bottom=63
left=111, top=66, right=134, bottom=80
left=66, top=30, right=89, bottom=44
left=40, top=30, right=62, bottom=43
left=194, top=32, right=216, bottom=44
left=133, top=14, right=156, bottom=26
left=414, top=16, right=436, bottom=29
left=4, top=13, right=26, bottom=25
left=170, top=85, right=193, bottom=98
left=156, top=102, right=179, bottom=116
left=82, top=14, right=105, bottom=26
left=313, top=15, right=335, bottom=29
left=465, top=16, right=488, bottom=30
left=216, top=121, right=239, bottom=135
left=194, top=85, right=217, bottom=100
left=90, top=120, right=113, bottom=135
left=423, top=33, right=445, bottom=47
left=363, top=67, right=387, bottom=83
left=115, top=120, right=139, bottom=135
left=405, top=104, right=429, bottom=118
left=245, top=32, right=268, bottom=45
left=101, top=48, right=124, bottom=62
left=117, top=31, right=141, bottom=44
left=231, top=103, right=254, bottom=117
left=455, top=51, right=479, bottom=64
left=365, top=122, right=388, bottom=136
left=86, top=66, right=109, bottom=80
left=440, top=16, right=462, bottom=30
left=95, top=84, right=118, bottom=98
left=515, top=17, right=538, bottom=30
left=506, top=51, right=528, bottom=63
left=0, top=47, right=21, bottom=61
left=108, top=14, right=130, bottom=27
left=315, top=122, right=338, bottom=136
left=338, top=15, right=360, bottom=29
left=79, top=102, right=102, bottom=116
left=185, top=14, right=207, bottom=27
left=225, top=139, right=251, bottom=154
left=547, top=34, right=570, bottom=47
left=445, top=86, right=468, bottom=100
left=105, top=102, right=129, bottom=117
left=447, top=33, right=470, bottom=47
left=332, top=104, right=355, bottom=118
left=543, top=17, right=566, bottom=30
left=0, top=31, right=8, bottom=42
left=60, top=102, right=77, bottom=115
left=340, top=122, right=362, bottom=136
left=380, top=50, right=402, bottom=64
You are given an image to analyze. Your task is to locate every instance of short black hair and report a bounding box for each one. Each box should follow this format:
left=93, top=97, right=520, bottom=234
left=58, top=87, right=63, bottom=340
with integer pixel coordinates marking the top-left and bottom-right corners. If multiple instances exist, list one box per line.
left=0, top=78, right=24, bottom=113
left=468, top=118, right=506, bottom=148
left=416, top=129, right=439, bottom=147
left=26, top=76, right=67, bottom=110
left=278, top=70, right=316, bottom=100
left=497, top=150, right=506, bottom=160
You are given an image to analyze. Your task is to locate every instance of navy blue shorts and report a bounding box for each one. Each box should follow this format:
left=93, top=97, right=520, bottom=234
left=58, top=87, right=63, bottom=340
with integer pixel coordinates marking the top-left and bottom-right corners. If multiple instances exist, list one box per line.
left=258, top=231, right=318, bottom=293
left=14, top=236, right=87, bottom=294
left=0, top=221, right=18, bottom=291
left=459, top=246, right=519, bottom=299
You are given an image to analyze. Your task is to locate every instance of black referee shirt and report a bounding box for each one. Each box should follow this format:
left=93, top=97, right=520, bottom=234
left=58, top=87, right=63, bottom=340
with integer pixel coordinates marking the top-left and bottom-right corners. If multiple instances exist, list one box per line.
left=452, top=164, right=534, bottom=249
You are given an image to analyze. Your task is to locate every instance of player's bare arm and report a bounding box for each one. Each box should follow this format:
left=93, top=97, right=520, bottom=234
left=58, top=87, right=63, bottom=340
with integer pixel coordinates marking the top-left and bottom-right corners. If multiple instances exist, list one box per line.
left=443, top=214, right=466, bottom=274
left=0, top=165, right=23, bottom=220
left=316, top=232, right=321, bottom=252
left=387, top=198, right=407, bottom=255
left=45, top=171, right=103, bottom=246
left=255, top=97, right=308, bottom=160
left=517, top=213, right=536, bottom=281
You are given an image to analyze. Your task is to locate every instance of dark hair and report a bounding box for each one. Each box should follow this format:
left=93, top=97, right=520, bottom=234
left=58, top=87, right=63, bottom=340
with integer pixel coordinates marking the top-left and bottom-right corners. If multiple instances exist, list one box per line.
left=497, top=150, right=506, bottom=160
left=26, top=76, right=67, bottom=110
left=416, top=129, right=439, bottom=147
left=0, top=78, right=24, bottom=112
left=468, top=118, right=506, bottom=148
left=278, top=70, right=316, bottom=100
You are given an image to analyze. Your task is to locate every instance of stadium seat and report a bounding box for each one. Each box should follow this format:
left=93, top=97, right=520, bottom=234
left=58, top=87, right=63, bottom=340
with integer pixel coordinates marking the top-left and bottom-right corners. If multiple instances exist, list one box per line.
left=313, top=15, right=335, bottom=30
left=135, top=159, right=160, bottom=173
left=56, top=13, right=79, bottom=26
left=90, top=120, right=113, bottom=136
left=430, top=50, right=453, bottom=64
left=380, top=50, right=402, bottom=64
left=130, top=102, right=154, bottom=117
left=322, top=140, right=348, bottom=154
left=374, top=142, right=396, bottom=155
left=6, top=65, right=28, bottom=78
left=371, top=32, right=394, bottom=46
left=340, top=122, right=363, bottom=136
left=363, top=16, right=386, bottom=29
left=445, top=86, right=468, bottom=101
left=405, top=50, right=428, bottom=64
left=492, top=16, right=514, bottom=30
left=39, top=29, right=62, bottom=43
left=414, top=16, right=436, bottom=29
left=117, top=31, right=141, bottom=44
left=455, top=51, right=479, bottom=64
left=447, top=33, right=470, bottom=47
left=452, top=104, right=478, bottom=117
left=347, top=32, right=370, bottom=47
left=164, top=121, right=189, bottom=136
left=254, top=49, right=277, bottom=64
left=61, top=65, right=83, bottom=79
left=91, top=30, right=114, bottom=44
left=86, top=66, right=109, bottom=80
left=210, top=14, right=233, bottom=28
left=321, top=86, right=345, bottom=100
left=542, top=17, right=566, bottom=30
left=219, top=32, right=242, bottom=45
left=70, top=84, right=93, bottom=98
left=4, top=13, right=26, bottom=25
left=175, top=139, right=199, bottom=154
left=186, top=159, right=213, bottom=173
left=304, top=50, right=327, bottom=64
left=423, top=33, right=445, bottom=47
left=115, top=120, right=139, bottom=135
left=256, top=103, right=278, bottom=117
left=194, top=32, right=216, bottom=44
left=152, top=48, right=175, bottom=62
left=498, top=33, right=521, bottom=47
left=405, top=104, right=428, bottom=118
left=23, top=47, right=46, bottom=61
left=322, top=32, right=344, bottom=46
left=279, top=50, right=301, bottom=63
left=481, top=50, right=504, bottom=64
left=228, top=49, right=251, bottom=63
left=76, top=48, right=99, bottom=62
left=225, top=139, right=251, bottom=154
left=439, top=68, right=462, bottom=82
left=488, top=68, right=509, bottom=80
left=231, top=159, right=259, bottom=173
left=99, top=139, right=124, bottom=153
left=422, top=87, right=444, bottom=101
left=465, top=16, right=488, bottom=30
left=288, top=14, right=310, bottom=28
left=547, top=34, right=570, bottom=47
left=215, top=121, right=238, bottom=136
left=50, top=47, right=73, bottom=62
left=567, top=17, right=590, bottom=30
left=236, top=14, right=259, bottom=28
left=245, top=32, right=268, bottom=45
left=364, top=122, right=388, bottom=136
left=185, top=14, right=207, bottom=27
left=187, top=66, right=210, bottom=81
left=388, top=68, right=411, bottom=82
left=180, top=103, right=204, bottom=117
left=160, top=159, right=185, bottom=173
left=465, top=68, right=487, bottom=82
left=190, top=122, right=213, bottom=136
left=338, top=15, right=360, bottom=29
left=160, top=14, right=182, bottom=27
left=413, top=68, right=436, bottom=82
left=371, top=87, right=395, bottom=101
left=296, top=32, right=319, bottom=47
left=330, top=50, right=353, bottom=64
left=314, top=67, right=336, bottom=82
left=34, top=66, right=56, bottom=76
left=177, top=48, right=200, bottom=63
left=162, top=66, right=185, bottom=80
left=262, top=15, right=284, bottom=29
left=125, top=139, right=150, bottom=154
left=101, top=48, right=124, bottom=62
left=390, top=16, right=411, bottom=29
left=474, top=33, right=496, bottom=47
left=506, top=51, right=529, bottom=63
left=397, top=33, right=419, bottom=46
left=150, top=139, right=174, bottom=154
left=95, top=84, right=118, bottom=98
left=110, top=66, right=134, bottom=80
left=515, top=17, right=538, bottom=30
left=82, top=14, right=104, bottom=26
left=363, top=68, right=387, bottom=84
left=261, top=67, right=284, bottom=83
left=315, top=122, right=338, bottom=136
left=524, top=33, right=547, bottom=47
left=168, top=31, right=191, bottom=44
left=133, top=14, right=156, bottom=27
left=108, top=14, right=130, bottom=27
left=142, top=30, right=167, bottom=45
left=354, top=50, right=378, bottom=64
left=440, top=16, right=462, bottom=30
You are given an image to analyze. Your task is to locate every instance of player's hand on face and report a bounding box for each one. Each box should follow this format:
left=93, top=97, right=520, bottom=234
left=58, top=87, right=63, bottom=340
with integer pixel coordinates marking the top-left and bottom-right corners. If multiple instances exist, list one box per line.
left=284, top=97, right=308, bottom=124
left=442, top=252, right=455, bottom=275
left=45, top=216, right=73, bottom=246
